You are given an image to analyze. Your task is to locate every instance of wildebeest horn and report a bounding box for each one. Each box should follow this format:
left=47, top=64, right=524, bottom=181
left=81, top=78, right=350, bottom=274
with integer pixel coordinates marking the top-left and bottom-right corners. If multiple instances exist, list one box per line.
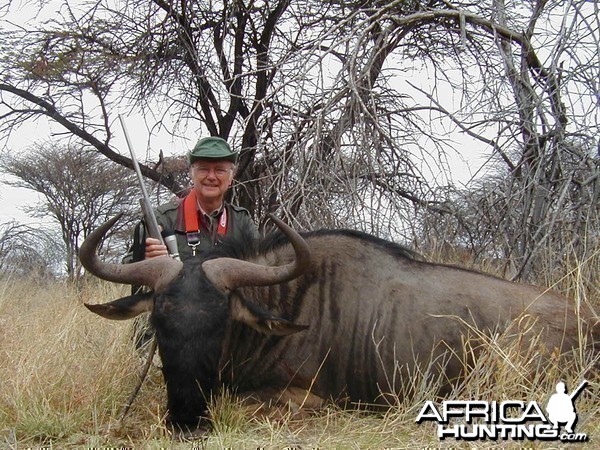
left=202, top=214, right=311, bottom=292
left=79, top=213, right=183, bottom=291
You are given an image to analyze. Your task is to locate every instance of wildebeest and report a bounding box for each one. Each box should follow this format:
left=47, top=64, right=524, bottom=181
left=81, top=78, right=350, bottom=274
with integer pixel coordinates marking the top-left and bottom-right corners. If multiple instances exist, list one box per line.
left=79, top=214, right=597, bottom=431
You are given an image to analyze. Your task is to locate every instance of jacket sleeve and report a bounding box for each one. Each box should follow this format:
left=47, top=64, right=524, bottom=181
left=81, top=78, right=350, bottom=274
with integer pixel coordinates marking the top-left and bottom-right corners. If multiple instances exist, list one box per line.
left=230, top=205, right=260, bottom=241
left=241, top=211, right=260, bottom=240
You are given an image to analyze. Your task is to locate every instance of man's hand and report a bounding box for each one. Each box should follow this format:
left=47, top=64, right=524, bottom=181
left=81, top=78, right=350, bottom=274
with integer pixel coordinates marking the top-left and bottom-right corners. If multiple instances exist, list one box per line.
left=145, top=237, right=169, bottom=259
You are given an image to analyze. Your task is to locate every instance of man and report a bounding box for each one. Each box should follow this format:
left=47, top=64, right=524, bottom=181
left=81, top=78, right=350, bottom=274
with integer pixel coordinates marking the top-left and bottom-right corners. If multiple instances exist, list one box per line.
left=143, top=136, right=258, bottom=260
left=129, top=136, right=258, bottom=349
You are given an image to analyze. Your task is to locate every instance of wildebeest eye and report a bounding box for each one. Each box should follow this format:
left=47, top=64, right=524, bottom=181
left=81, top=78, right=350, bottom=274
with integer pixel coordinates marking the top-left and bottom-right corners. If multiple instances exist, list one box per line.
left=230, top=295, right=309, bottom=336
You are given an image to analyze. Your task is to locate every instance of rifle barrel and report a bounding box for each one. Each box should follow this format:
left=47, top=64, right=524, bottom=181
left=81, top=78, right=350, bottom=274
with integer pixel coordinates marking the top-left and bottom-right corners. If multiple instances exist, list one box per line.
left=119, top=114, right=164, bottom=243
left=569, top=380, right=588, bottom=401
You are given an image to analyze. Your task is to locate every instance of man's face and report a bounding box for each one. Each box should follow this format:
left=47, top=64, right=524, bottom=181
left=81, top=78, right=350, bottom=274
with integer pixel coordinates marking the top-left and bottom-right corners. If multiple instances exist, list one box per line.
left=189, top=160, right=235, bottom=205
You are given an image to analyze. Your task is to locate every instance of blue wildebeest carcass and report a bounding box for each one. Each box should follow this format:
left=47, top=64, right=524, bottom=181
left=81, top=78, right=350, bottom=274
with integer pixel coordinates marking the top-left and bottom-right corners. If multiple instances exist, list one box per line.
left=79, top=215, right=597, bottom=431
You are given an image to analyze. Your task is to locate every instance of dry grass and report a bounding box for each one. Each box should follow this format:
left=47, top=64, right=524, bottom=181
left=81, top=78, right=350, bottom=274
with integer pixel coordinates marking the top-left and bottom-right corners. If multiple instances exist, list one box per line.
left=0, top=258, right=598, bottom=449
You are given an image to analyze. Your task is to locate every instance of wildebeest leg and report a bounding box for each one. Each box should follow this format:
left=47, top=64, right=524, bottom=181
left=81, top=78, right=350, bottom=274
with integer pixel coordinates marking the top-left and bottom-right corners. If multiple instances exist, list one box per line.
left=238, top=386, right=325, bottom=421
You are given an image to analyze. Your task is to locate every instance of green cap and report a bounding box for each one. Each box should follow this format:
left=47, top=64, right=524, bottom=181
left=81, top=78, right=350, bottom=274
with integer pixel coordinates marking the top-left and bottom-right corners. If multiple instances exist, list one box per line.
left=189, top=136, right=237, bottom=163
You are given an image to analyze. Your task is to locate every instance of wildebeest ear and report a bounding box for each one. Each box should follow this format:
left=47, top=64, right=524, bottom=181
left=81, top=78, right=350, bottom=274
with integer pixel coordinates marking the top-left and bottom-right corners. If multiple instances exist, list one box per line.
left=230, top=296, right=308, bottom=336
left=84, top=292, right=154, bottom=320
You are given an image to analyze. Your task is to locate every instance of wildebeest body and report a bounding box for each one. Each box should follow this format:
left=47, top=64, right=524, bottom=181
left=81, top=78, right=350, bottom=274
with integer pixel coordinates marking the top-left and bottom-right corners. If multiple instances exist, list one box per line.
left=80, top=217, right=596, bottom=429
left=218, top=231, right=583, bottom=407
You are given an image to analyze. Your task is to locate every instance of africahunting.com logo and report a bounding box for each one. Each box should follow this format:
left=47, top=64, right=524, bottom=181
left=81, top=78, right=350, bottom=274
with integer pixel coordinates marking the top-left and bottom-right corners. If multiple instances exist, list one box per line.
left=416, top=380, right=590, bottom=442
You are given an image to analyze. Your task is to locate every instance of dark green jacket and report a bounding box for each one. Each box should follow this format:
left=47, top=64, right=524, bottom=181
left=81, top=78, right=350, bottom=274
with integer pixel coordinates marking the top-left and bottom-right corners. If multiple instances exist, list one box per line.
left=154, top=199, right=258, bottom=261
left=124, top=200, right=258, bottom=264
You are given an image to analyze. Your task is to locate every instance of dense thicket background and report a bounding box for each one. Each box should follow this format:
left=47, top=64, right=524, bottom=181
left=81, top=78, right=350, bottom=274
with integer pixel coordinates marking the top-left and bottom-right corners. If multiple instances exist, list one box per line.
left=1, top=0, right=598, bottom=283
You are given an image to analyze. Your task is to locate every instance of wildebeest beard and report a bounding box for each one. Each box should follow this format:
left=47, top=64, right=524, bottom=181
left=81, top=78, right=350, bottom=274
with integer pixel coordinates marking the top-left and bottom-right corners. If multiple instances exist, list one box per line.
left=152, top=260, right=229, bottom=427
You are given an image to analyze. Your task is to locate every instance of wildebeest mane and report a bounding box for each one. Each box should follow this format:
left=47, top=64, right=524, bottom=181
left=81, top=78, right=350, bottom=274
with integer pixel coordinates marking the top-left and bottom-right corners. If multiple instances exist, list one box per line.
left=197, top=227, right=259, bottom=261
left=259, top=228, right=421, bottom=261
left=197, top=225, right=421, bottom=265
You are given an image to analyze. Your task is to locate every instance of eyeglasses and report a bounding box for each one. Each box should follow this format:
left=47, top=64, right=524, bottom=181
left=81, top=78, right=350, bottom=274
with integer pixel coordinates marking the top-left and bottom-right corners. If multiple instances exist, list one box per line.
left=192, top=166, right=233, bottom=178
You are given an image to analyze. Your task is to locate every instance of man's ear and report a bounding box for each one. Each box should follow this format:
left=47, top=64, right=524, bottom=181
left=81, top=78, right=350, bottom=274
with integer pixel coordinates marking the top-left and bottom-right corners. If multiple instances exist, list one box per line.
left=230, top=295, right=308, bottom=336
left=229, top=165, right=237, bottom=186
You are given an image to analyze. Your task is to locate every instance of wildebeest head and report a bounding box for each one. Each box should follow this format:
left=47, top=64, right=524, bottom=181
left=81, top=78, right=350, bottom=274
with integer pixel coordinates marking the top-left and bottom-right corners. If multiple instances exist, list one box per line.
left=79, top=214, right=311, bottom=427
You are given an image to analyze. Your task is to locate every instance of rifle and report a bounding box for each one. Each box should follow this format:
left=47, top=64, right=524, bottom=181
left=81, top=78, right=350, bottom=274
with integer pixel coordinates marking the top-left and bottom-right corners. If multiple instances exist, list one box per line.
left=119, top=114, right=179, bottom=259
left=117, top=115, right=175, bottom=426
left=569, top=380, right=588, bottom=401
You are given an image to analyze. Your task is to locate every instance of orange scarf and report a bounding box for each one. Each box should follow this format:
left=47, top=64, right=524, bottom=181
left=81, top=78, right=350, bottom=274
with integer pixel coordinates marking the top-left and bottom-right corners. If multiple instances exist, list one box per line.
left=183, top=190, right=227, bottom=236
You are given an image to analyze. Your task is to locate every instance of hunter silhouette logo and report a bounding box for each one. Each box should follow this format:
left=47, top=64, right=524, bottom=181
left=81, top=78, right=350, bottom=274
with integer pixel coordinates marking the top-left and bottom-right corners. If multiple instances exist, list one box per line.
left=546, top=380, right=588, bottom=435
left=416, top=380, right=590, bottom=442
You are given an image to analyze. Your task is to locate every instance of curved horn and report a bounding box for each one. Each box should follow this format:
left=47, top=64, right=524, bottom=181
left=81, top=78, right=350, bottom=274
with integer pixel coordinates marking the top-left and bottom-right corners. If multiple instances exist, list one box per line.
left=202, top=214, right=311, bottom=292
left=79, top=214, right=183, bottom=291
